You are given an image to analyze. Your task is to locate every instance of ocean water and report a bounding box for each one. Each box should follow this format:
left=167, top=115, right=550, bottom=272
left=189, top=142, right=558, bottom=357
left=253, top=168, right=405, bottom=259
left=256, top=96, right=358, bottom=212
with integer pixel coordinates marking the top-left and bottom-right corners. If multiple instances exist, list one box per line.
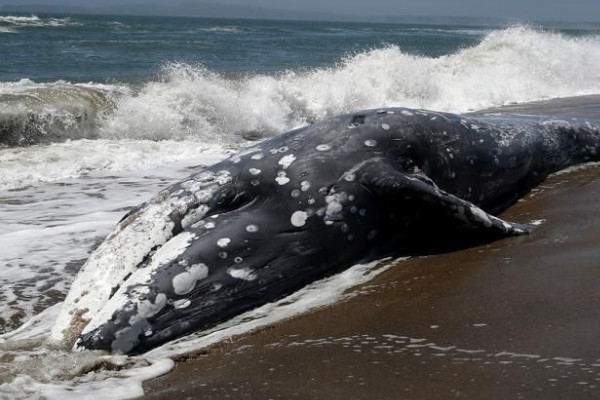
left=1, top=13, right=600, bottom=399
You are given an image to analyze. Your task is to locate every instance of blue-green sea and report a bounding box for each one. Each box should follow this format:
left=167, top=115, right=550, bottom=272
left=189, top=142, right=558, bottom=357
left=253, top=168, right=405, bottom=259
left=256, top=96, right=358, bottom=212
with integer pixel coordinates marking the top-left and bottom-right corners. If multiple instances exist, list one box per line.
left=1, top=12, right=600, bottom=399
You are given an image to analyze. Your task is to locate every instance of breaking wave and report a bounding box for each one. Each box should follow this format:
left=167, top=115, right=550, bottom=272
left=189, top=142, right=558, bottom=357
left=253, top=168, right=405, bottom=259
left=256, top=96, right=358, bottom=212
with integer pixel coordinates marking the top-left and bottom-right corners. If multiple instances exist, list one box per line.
left=2, top=26, right=600, bottom=147
left=0, top=14, right=76, bottom=29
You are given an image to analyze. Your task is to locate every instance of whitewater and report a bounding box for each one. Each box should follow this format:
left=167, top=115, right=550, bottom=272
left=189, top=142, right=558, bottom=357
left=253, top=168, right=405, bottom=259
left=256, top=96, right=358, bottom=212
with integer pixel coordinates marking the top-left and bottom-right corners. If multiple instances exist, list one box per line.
left=1, top=16, right=600, bottom=399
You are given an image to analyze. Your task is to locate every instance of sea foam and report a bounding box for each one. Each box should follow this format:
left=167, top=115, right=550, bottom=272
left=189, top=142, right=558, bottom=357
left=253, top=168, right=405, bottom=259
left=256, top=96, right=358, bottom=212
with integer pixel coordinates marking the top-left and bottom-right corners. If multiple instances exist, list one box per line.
left=101, top=26, right=600, bottom=141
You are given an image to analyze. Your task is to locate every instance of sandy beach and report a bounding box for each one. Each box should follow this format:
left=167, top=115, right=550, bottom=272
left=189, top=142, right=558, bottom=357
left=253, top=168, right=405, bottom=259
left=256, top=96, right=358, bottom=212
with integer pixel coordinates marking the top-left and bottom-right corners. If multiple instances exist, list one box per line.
left=141, top=100, right=600, bottom=399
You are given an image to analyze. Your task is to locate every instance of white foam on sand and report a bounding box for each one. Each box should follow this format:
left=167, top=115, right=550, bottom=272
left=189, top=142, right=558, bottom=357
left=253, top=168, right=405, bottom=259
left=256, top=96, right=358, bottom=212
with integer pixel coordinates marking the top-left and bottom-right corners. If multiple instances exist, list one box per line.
left=0, top=258, right=405, bottom=400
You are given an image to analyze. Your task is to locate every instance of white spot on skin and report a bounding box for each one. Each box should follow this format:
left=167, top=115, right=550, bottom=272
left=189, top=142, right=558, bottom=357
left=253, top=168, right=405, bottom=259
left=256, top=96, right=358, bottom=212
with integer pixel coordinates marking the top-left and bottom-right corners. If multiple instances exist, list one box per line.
left=325, top=194, right=344, bottom=218
left=228, top=267, right=257, bottom=281
left=301, top=181, right=311, bottom=191
left=173, top=299, right=191, bottom=309
left=316, top=144, right=331, bottom=152
left=381, top=123, right=390, bottom=131
left=291, top=211, right=308, bottom=227
left=291, top=189, right=301, bottom=198
left=249, top=168, right=261, bottom=176
left=217, top=238, right=231, bottom=248
left=172, top=263, right=209, bottom=295
left=251, top=153, right=264, bottom=160
left=344, top=173, right=355, bottom=182
left=401, top=110, right=414, bottom=116
left=246, top=224, right=259, bottom=233
left=364, top=140, right=377, bottom=147
left=234, top=257, right=243, bottom=264
left=278, top=154, right=297, bottom=169
left=276, top=171, right=290, bottom=185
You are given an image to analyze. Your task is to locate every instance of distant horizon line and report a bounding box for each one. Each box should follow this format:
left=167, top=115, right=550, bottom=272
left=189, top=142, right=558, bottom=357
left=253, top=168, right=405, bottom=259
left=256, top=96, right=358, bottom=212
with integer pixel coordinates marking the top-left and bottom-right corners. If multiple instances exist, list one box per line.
left=1, top=3, right=599, bottom=27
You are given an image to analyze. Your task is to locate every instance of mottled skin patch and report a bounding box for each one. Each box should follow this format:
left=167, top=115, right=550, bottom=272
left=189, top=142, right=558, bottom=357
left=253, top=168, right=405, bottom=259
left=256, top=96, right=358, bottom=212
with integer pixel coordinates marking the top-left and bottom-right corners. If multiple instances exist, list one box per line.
left=72, top=107, right=600, bottom=354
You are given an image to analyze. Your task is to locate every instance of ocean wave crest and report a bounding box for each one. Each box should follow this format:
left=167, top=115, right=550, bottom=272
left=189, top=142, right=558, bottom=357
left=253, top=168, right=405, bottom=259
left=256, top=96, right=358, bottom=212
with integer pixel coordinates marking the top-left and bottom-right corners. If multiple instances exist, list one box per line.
left=0, top=14, right=77, bottom=29
left=101, top=26, right=600, bottom=142
left=0, top=79, right=130, bottom=146
left=2, top=26, right=600, bottom=148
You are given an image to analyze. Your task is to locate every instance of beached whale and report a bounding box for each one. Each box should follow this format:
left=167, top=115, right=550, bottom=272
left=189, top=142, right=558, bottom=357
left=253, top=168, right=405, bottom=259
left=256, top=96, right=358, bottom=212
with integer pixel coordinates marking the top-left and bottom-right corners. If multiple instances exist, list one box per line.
left=50, top=108, right=600, bottom=354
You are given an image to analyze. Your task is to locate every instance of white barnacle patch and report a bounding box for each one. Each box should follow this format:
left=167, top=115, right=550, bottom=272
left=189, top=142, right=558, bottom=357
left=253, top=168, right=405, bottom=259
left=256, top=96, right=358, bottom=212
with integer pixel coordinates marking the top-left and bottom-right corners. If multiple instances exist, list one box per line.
left=181, top=204, right=210, bottom=229
left=218, top=251, right=228, bottom=259
left=234, top=257, right=243, bottom=264
left=173, top=299, right=191, bottom=309
left=316, top=144, right=331, bottom=152
left=470, top=206, right=492, bottom=227
left=172, top=263, right=209, bottom=295
left=249, top=168, right=262, bottom=176
left=278, top=154, right=297, bottom=169
left=401, top=110, right=414, bottom=116
left=227, top=267, right=257, bottom=281
left=291, top=189, right=301, bottom=198
left=325, top=193, right=345, bottom=219
left=276, top=171, right=290, bottom=185
left=278, top=146, right=290, bottom=153
left=381, top=123, right=390, bottom=131
left=217, top=238, right=231, bottom=248
left=231, top=157, right=241, bottom=164
left=204, top=221, right=216, bottom=229
left=300, top=180, right=311, bottom=191
left=246, top=224, right=259, bottom=233
left=364, top=139, right=377, bottom=147
left=251, top=153, right=264, bottom=160
left=137, top=293, right=168, bottom=319
left=214, top=170, right=232, bottom=186
left=291, top=210, right=308, bottom=227
left=251, top=179, right=260, bottom=186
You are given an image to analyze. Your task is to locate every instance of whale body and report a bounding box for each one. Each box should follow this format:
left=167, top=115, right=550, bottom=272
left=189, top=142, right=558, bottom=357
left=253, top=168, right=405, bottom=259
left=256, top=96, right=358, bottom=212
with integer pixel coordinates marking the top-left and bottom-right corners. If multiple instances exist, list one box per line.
left=50, top=108, right=600, bottom=354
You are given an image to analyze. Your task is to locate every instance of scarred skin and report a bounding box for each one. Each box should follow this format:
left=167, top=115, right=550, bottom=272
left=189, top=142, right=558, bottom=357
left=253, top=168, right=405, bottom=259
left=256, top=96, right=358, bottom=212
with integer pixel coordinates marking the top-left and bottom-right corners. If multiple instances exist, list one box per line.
left=51, top=108, right=600, bottom=354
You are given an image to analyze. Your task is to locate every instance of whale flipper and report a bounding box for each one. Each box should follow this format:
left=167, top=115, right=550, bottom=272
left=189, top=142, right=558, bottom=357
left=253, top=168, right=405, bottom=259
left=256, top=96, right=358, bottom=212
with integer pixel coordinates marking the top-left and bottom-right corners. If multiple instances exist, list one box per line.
left=357, top=158, right=531, bottom=237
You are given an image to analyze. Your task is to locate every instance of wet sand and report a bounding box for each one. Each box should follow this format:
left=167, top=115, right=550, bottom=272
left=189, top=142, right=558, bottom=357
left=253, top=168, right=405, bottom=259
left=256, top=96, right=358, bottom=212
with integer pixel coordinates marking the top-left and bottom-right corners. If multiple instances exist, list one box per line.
left=142, top=165, right=600, bottom=400
left=142, top=98, right=600, bottom=399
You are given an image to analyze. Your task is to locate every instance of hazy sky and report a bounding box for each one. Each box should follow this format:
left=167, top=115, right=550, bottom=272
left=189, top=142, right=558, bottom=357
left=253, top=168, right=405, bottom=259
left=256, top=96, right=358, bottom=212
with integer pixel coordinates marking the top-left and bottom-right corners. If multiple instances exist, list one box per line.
left=1, top=0, right=599, bottom=22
